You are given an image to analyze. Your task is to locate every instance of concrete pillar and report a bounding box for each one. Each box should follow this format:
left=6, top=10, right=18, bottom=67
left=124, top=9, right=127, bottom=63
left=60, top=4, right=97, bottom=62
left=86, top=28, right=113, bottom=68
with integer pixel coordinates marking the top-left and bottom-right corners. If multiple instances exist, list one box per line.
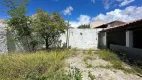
left=126, top=30, right=133, bottom=47
left=104, top=32, right=107, bottom=47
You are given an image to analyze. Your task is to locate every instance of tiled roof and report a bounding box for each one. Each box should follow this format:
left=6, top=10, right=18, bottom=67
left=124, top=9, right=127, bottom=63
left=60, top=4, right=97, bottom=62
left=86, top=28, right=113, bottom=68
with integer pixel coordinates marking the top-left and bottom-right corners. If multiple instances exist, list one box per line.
left=90, top=21, right=106, bottom=28
left=101, top=19, right=142, bottom=32
left=96, top=20, right=126, bottom=28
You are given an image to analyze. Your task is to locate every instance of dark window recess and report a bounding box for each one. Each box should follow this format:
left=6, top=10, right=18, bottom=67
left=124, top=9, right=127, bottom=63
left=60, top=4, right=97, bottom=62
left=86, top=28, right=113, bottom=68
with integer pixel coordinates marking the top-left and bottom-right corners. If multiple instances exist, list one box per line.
left=80, top=33, right=82, bottom=35
left=133, top=29, right=142, bottom=49
left=107, top=30, right=126, bottom=48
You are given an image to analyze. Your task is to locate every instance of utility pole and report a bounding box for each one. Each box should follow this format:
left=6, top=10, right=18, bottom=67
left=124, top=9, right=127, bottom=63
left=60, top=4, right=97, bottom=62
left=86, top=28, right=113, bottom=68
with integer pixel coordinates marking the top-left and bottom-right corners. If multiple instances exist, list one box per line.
left=66, top=5, right=71, bottom=49
left=66, top=12, right=70, bottom=48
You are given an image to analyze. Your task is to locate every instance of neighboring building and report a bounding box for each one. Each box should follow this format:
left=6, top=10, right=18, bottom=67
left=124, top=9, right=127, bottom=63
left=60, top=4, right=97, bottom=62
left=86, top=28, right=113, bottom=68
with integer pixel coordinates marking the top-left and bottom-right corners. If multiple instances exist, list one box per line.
left=95, top=20, right=126, bottom=28
left=90, top=21, right=106, bottom=28
left=98, top=19, right=142, bottom=60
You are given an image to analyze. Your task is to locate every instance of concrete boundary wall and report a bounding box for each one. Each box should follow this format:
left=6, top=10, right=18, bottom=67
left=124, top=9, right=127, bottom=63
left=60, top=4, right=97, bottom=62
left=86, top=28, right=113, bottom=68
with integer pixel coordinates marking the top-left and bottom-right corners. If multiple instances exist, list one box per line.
left=60, top=29, right=102, bottom=49
left=0, top=28, right=101, bottom=53
left=0, top=23, right=8, bottom=54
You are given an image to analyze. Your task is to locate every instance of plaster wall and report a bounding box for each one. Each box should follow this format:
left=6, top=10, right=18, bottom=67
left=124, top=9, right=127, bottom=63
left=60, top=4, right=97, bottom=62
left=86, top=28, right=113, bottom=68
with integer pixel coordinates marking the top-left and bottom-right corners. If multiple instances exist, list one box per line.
left=0, top=28, right=101, bottom=53
left=0, top=23, right=8, bottom=54
left=60, top=29, right=101, bottom=49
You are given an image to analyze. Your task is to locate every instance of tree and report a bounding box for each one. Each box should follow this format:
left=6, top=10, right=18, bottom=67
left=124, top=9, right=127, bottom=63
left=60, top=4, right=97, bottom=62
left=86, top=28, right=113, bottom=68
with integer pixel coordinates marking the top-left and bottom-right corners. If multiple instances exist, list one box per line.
left=2, top=0, right=33, bottom=51
left=78, top=24, right=90, bottom=28
left=32, top=9, right=66, bottom=49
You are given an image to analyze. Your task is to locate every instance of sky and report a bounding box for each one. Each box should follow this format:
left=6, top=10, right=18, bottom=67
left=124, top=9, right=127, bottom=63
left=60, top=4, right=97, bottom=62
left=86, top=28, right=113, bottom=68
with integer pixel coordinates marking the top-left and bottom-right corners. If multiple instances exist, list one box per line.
left=0, top=0, right=142, bottom=28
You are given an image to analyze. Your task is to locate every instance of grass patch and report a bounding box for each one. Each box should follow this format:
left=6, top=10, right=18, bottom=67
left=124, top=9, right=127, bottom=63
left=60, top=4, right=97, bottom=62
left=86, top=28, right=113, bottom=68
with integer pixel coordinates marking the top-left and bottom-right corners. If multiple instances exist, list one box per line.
left=87, top=64, right=93, bottom=68
left=97, top=50, right=142, bottom=74
left=98, top=50, right=126, bottom=69
left=83, top=56, right=96, bottom=61
left=83, top=56, right=96, bottom=68
left=83, top=49, right=94, bottom=55
left=88, top=48, right=93, bottom=54
left=0, top=49, right=76, bottom=80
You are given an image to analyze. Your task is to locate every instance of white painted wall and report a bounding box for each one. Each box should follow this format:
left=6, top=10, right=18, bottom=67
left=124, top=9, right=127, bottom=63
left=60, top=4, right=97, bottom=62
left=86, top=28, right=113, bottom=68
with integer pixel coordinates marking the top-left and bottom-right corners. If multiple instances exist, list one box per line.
left=0, top=23, right=8, bottom=54
left=60, top=29, right=102, bottom=49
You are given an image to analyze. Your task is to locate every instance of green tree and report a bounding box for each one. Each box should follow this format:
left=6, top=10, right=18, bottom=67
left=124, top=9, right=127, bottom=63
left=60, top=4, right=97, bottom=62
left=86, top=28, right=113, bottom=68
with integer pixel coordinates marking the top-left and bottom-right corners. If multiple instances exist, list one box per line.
left=32, top=9, right=66, bottom=49
left=78, top=24, right=90, bottom=28
left=2, top=0, right=33, bottom=51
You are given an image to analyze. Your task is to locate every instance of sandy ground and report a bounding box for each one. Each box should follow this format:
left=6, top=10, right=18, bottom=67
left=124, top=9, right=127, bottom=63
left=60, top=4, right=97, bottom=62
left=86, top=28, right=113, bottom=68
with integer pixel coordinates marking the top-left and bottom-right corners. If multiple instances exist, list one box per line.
left=65, top=51, right=142, bottom=80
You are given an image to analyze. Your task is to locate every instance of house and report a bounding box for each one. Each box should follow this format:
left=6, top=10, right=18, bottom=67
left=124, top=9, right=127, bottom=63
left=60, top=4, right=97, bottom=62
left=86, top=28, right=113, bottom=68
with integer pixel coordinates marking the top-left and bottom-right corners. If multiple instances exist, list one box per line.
left=96, top=20, right=126, bottom=49
left=95, top=20, right=126, bottom=28
left=90, top=21, right=106, bottom=28
left=97, top=19, right=142, bottom=60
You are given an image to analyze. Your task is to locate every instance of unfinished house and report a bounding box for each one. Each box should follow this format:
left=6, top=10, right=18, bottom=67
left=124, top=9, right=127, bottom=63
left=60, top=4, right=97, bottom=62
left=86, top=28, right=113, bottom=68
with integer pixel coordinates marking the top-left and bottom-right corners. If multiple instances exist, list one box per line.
left=98, top=19, right=142, bottom=60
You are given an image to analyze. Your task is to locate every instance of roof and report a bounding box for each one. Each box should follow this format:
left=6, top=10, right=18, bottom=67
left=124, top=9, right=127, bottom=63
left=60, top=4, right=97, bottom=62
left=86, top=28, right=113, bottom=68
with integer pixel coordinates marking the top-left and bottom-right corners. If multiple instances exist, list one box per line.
left=0, top=19, right=4, bottom=23
left=101, top=19, right=142, bottom=32
left=90, top=21, right=106, bottom=28
left=96, top=20, right=126, bottom=28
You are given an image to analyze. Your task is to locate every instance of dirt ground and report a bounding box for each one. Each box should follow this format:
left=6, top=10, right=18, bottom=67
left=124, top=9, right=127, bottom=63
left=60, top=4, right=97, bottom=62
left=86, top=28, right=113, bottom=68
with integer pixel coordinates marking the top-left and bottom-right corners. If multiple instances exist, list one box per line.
left=65, top=51, right=142, bottom=80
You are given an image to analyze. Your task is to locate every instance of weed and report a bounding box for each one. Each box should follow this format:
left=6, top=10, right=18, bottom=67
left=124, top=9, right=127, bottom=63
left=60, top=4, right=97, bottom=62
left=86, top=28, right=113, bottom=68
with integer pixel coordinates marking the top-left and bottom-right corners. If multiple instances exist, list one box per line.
left=88, top=71, right=96, bottom=80
left=97, top=50, right=142, bottom=74
left=98, top=50, right=123, bottom=69
left=83, top=50, right=86, bottom=54
left=83, top=56, right=95, bottom=68
left=83, top=56, right=94, bottom=62
left=0, top=49, right=76, bottom=80
left=68, top=67, right=82, bottom=80
left=88, top=48, right=93, bottom=54
left=87, top=64, right=93, bottom=68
